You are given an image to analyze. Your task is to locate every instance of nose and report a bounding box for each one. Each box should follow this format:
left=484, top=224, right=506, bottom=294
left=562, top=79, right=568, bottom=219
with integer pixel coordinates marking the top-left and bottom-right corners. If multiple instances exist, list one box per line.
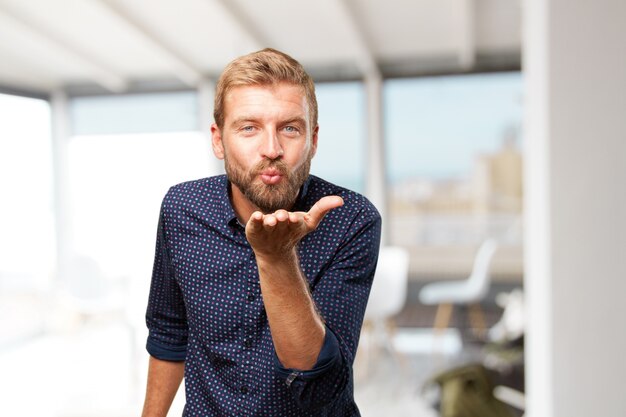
left=260, top=131, right=284, bottom=160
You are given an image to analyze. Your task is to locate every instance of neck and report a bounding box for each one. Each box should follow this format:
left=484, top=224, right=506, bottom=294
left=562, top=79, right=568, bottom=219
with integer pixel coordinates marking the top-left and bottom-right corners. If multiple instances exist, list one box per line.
left=229, top=183, right=259, bottom=224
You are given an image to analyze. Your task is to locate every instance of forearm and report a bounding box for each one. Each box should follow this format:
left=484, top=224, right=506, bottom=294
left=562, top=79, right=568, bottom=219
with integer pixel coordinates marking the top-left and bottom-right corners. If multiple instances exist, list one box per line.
left=257, top=249, right=325, bottom=370
left=142, top=356, right=185, bottom=417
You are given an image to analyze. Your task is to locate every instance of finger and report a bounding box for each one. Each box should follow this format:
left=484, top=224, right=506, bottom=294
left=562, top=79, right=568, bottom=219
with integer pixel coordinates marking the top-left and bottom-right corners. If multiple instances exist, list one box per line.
left=263, top=214, right=277, bottom=228
left=306, top=196, right=344, bottom=228
left=270, top=209, right=290, bottom=234
left=289, top=211, right=305, bottom=224
left=247, top=211, right=265, bottom=232
left=286, top=211, right=308, bottom=236
left=274, top=209, right=289, bottom=223
left=247, top=211, right=266, bottom=236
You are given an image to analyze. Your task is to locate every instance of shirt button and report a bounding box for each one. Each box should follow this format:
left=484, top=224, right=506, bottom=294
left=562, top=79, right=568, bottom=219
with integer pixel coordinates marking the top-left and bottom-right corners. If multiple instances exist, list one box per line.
left=247, top=294, right=256, bottom=302
left=240, top=385, right=248, bottom=394
left=244, top=339, right=252, bottom=348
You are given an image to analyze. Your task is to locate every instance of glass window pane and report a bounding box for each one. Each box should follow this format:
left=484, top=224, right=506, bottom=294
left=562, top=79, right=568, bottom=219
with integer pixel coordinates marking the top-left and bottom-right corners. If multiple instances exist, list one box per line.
left=384, top=72, right=523, bottom=279
left=0, top=93, right=54, bottom=290
left=385, top=73, right=523, bottom=182
left=71, top=91, right=198, bottom=135
left=67, top=132, right=212, bottom=281
left=311, top=82, right=365, bottom=193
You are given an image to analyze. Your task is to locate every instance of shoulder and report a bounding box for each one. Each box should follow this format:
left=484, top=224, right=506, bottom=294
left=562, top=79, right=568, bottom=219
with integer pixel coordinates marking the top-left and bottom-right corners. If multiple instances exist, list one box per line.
left=161, top=175, right=226, bottom=211
left=306, top=175, right=381, bottom=225
left=306, top=175, right=379, bottom=217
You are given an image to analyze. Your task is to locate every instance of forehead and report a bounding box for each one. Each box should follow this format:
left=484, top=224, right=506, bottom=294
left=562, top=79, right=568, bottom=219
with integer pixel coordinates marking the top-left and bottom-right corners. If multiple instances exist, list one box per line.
left=223, top=83, right=309, bottom=122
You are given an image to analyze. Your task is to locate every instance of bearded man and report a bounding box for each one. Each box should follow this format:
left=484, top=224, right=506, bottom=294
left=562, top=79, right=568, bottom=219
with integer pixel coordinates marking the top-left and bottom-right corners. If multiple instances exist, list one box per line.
left=142, top=48, right=381, bottom=417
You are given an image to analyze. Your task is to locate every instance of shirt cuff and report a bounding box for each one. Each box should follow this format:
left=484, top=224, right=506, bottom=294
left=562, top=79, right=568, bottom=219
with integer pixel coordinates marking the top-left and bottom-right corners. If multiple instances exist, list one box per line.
left=275, top=325, right=342, bottom=384
left=146, top=337, right=187, bottom=361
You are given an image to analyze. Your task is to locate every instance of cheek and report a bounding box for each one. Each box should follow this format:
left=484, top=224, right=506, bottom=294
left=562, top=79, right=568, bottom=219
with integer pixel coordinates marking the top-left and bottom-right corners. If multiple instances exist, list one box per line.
left=286, top=141, right=313, bottom=165
left=224, top=143, right=256, bottom=168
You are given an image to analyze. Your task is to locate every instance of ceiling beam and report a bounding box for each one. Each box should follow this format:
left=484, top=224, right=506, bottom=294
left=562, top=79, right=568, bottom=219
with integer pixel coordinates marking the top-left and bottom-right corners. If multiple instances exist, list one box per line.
left=0, top=83, right=50, bottom=100
left=95, top=0, right=204, bottom=87
left=332, top=0, right=380, bottom=79
left=211, top=0, right=269, bottom=50
left=0, top=5, right=127, bottom=92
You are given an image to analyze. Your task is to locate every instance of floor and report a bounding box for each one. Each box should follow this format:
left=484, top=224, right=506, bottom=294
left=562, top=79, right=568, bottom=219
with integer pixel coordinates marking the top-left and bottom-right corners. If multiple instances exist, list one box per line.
left=354, top=327, right=465, bottom=417
left=0, top=328, right=476, bottom=416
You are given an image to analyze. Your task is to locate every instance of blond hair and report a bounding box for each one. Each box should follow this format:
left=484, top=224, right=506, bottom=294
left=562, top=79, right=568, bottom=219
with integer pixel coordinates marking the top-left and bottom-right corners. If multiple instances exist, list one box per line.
left=213, top=48, right=317, bottom=130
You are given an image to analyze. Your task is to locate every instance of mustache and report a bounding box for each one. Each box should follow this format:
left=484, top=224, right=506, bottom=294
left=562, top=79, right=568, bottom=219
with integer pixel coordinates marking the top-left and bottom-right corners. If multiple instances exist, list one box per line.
left=251, top=159, right=288, bottom=176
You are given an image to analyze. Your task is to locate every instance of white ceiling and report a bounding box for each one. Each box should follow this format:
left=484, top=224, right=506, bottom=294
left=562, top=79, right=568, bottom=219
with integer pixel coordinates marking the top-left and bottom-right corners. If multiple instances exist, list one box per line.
left=0, top=0, right=521, bottom=96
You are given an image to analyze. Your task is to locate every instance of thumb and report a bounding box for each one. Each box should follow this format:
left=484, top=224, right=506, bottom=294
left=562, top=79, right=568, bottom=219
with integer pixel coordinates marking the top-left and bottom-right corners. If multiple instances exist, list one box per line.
left=306, top=196, right=344, bottom=229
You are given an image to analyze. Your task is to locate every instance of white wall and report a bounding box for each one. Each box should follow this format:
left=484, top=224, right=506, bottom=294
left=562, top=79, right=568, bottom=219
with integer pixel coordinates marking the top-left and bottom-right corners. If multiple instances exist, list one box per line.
left=524, top=1, right=626, bottom=416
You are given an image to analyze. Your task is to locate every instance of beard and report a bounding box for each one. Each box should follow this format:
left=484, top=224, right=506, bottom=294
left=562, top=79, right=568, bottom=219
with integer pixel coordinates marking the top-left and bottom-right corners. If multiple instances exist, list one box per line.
left=224, top=153, right=312, bottom=213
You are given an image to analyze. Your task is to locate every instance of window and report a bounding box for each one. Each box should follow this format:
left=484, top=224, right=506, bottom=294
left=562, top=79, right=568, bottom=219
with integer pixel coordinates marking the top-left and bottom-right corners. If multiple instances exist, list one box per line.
left=384, top=73, right=523, bottom=278
left=68, top=91, right=210, bottom=281
left=0, top=93, right=53, bottom=290
left=311, top=82, right=366, bottom=193
left=67, top=132, right=212, bottom=280
left=70, top=91, right=198, bottom=135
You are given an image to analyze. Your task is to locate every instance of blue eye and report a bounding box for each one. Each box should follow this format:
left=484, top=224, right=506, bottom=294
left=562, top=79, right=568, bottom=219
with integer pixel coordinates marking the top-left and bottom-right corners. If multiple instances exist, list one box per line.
left=283, top=126, right=299, bottom=134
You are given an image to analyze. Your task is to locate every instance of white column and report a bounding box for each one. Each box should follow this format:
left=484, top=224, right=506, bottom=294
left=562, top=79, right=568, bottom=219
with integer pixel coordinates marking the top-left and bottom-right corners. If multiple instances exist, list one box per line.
left=364, top=72, right=387, bottom=244
left=458, top=0, right=476, bottom=69
left=524, top=1, right=626, bottom=417
left=50, top=90, right=73, bottom=280
left=198, top=78, right=223, bottom=176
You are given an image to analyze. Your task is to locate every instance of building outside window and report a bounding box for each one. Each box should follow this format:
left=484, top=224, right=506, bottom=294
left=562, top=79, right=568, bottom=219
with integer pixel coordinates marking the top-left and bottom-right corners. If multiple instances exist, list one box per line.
left=384, top=72, right=524, bottom=280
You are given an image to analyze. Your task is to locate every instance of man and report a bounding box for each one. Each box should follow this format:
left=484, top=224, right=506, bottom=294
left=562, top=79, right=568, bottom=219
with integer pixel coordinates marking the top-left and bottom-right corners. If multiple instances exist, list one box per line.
left=142, top=48, right=381, bottom=417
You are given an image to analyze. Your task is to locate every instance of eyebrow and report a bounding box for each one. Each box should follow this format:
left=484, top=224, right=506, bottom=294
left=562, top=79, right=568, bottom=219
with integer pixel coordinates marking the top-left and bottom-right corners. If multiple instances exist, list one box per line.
left=230, top=116, right=260, bottom=126
left=229, top=116, right=308, bottom=127
left=280, top=117, right=307, bottom=127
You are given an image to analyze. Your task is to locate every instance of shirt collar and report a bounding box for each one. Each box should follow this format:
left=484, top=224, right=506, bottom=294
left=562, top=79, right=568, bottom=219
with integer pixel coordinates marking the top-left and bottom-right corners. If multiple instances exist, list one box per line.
left=217, top=175, right=240, bottom=228
left=292, top=176, right=312, bottom=212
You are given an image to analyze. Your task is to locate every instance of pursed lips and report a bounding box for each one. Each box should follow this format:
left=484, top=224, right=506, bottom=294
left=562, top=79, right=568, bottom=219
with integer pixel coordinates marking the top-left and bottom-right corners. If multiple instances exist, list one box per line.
left=259, top=168, right=284, bottom=185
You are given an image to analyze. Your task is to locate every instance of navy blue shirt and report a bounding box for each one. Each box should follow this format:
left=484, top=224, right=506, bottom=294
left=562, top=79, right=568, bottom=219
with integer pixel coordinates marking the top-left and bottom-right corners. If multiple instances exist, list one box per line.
left=146, top=174, right=381, bottom=416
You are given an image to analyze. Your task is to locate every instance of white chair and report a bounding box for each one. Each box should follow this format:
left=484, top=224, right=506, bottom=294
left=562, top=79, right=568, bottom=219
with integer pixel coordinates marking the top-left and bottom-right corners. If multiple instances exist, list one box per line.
left=418, top=239, right=498, bottom=336
left=365, top=246, right=410, bottom=322
left=359, top=246, right=410, bottom=374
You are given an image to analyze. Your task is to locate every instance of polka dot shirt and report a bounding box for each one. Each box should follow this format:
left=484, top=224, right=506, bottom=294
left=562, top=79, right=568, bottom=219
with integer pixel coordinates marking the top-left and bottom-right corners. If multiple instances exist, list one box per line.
left=146, top=174, right=381, bottom=416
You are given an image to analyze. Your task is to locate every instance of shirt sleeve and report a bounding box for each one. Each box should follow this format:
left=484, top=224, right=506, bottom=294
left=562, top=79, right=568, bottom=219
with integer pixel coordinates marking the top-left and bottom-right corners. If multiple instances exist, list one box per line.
left=275, top=205, right=382, bottom=411
left=145, top=195, right=188, bottom=361
left=274, top=324, right=343, bottom=384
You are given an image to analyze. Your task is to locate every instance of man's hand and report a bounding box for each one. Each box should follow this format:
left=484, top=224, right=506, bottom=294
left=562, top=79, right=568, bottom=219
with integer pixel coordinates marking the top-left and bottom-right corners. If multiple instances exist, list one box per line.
left=246, top=195, right=343, bottom=369
left=245, top=195, right=344, bottom=258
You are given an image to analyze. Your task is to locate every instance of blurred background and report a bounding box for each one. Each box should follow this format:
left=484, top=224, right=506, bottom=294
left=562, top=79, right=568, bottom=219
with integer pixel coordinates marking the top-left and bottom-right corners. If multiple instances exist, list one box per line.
left=0, top=1, right=623, bottom=416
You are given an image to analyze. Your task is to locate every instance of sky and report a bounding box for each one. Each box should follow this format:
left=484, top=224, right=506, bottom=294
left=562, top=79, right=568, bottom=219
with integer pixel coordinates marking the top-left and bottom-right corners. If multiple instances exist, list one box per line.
left=384, top=72, right=523, bottom=182
left=311, top=72, right=523, bottom=190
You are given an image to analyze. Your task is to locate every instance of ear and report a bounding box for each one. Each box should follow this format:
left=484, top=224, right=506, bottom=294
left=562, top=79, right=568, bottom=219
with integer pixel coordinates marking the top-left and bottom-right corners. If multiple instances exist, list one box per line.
left=309, top=124, right=319, bottom=158
left=211, top=123, right=225, bottom=160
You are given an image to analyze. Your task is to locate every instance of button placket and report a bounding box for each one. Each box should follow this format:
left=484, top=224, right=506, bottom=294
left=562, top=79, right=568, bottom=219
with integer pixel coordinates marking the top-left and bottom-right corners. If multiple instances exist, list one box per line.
left=241, top=258, right=260, bottom=401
